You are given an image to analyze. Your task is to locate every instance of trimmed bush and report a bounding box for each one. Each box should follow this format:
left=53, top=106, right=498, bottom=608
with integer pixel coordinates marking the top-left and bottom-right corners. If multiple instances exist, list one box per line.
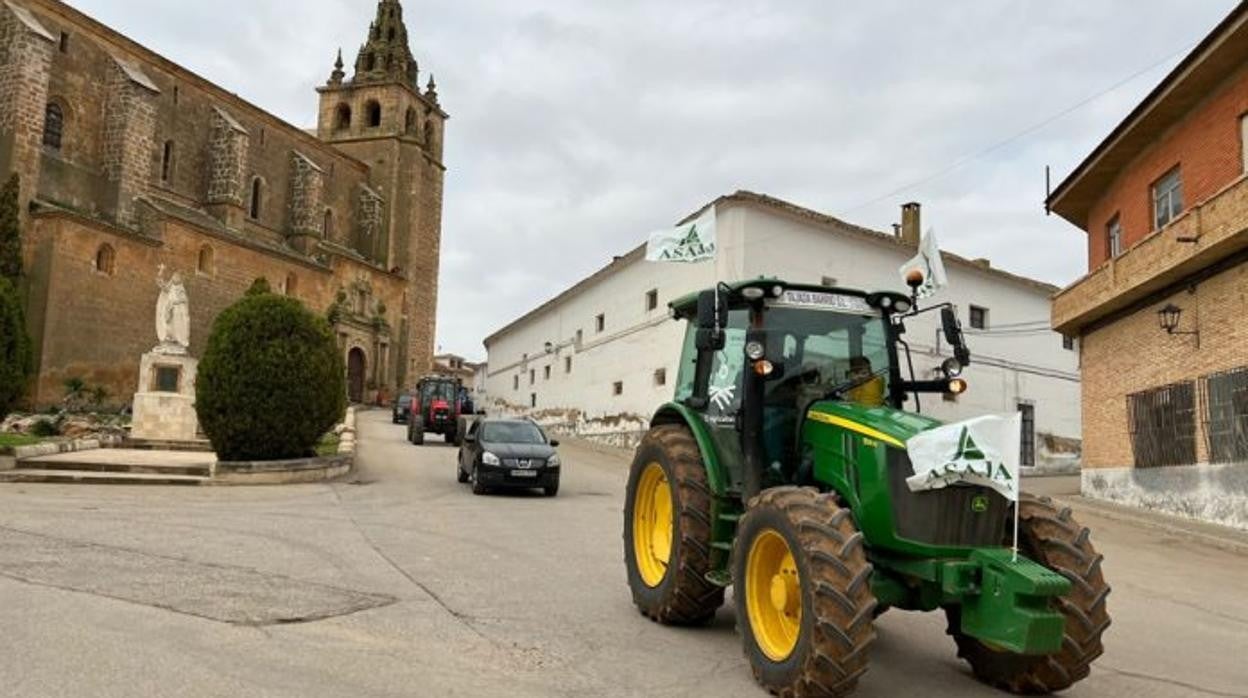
left=196, top=286, right=346, bottom=461
left=0, top=173, right=20, bottom=282
left=0, top=277, right=32, bottom=421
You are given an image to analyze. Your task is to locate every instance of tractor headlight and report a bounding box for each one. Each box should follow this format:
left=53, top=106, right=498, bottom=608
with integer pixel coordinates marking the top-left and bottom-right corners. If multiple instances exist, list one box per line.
left=546, top=454, right=561, bottom=468
left=741, top=287, right=765, bottom=301
left=745, top=341, right=766, bottom=361
left=893, top=298, right=912, bottom=313
left=942, top=357, right=963, bottom=377
left=948, top=378, right=968, bottom=395
left=482, top=451, right=501, bottom=466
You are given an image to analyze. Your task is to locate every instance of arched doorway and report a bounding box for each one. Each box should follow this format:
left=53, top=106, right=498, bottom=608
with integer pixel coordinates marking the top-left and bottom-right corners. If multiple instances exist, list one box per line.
left=347, top=348, right=366, bottom=403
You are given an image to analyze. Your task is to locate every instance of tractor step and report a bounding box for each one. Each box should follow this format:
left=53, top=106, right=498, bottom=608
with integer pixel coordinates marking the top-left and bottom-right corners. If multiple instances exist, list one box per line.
left=704, top=569, right=732, bottom=587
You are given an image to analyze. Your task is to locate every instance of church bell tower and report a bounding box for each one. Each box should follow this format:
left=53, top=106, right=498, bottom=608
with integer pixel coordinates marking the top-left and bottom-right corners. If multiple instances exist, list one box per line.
left=316, top=0, right=446, bottom=385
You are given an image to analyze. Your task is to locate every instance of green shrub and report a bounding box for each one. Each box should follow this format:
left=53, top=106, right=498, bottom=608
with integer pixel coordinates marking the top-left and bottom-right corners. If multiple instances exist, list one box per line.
left=0, top=277, right=32, bottom=421
left=0, top=173, right=20, bottom=282
left=30, top=417, right=61, bottom=438
left=196, top=286, right=346, bottom=461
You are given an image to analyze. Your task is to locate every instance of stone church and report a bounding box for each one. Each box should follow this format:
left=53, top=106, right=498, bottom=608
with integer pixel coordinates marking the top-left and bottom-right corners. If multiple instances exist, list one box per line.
left=0, top=0, right=446, bottom=406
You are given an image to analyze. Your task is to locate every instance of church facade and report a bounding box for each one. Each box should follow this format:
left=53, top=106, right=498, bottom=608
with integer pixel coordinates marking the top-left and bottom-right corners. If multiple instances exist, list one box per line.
left=0, top=0, right=446, bottom=406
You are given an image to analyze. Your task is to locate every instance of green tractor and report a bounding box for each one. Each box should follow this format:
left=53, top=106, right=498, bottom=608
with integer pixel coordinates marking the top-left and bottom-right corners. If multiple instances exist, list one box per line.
left=623, top=279, right=1109, bottom=696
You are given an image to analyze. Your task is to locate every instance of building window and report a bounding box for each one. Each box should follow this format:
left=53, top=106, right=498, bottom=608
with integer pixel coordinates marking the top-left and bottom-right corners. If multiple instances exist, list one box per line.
left=58, top=31, right=69, bottom=53
left=424, top=121, right=435, bottom=147
left=197, top=245, right=214, bottom=276
left=43, top=102, right=63, bottom=150
left=1128, top=381, right=1197, bottom=468
left=173, top=86, right=179, bottom=105
left=575, top=329, right=584, bottom=348
left=365, top=100, right=382, bottom=128
left=529, top=369, right=535, bottom=385
left=1241, top=114, right=1248, bottom=174
left=645, top=289, right=658, bottom=312
left=1203, top=366, right=1248, bottom=464
left=544, top=365, right=551, bottom=381
left=285, top=273, right=298, bottom=296
left=1106, top=215, right=1122, bottom=259
left=335, top=103, right=352, bottom=131
left=969, top=305, right=988, bottom=330
left=565, top=356, right=572, bottom=374
left=613, top=381, right=623, bottom=396
left=94, top=244, right=115, bottom=276
left=530, top=393, right=537, bottom=408
left=654, top=368, right=667, bottom=387
left=249, top=177, right=263, bottom=220
left=405, top=107, right=418, bottom=135
left=1018, top=403, right=1036, bottom=467
left=596, top=314, right=605, bottom=333
left=161, top=140, right=175, bottom=183
left=513, top=375, right=519, bottom=391
left=1152, top=167, right=1183, bottom=230
left=364, top=53, right=376, bottom=71
left=1062, top=335, right=1076, bottom=351
left=323, top=209, right=334, bottom=240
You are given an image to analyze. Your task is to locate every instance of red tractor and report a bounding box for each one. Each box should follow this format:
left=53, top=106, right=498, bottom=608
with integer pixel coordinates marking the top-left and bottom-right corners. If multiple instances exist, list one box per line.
left=407, top=376, right=465, bottom=445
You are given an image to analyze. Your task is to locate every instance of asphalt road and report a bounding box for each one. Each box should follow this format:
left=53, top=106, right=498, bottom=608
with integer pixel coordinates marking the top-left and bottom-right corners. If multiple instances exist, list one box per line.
left=0, top=410, right=1245, bottom=697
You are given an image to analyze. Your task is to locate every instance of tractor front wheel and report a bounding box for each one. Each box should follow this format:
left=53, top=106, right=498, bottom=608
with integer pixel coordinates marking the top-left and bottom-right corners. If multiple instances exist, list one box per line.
left=946, top=494, right=1110, bottom=694
left=623, top=424, right=724, bottom=625
left=735, top=487, right=877, bottom=697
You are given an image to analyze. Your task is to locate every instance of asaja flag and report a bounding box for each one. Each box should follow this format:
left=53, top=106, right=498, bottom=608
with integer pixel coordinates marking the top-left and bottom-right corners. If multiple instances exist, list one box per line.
left=904, top=414, right=1022, bottom=501
left=646, top=208, right=717, bottom=263
left=899, top=228, right=948, bottom=299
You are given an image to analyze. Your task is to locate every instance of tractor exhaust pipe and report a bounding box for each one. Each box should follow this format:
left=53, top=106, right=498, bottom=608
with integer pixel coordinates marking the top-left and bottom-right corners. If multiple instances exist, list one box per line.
left=742, top=328, right=767, bottom=501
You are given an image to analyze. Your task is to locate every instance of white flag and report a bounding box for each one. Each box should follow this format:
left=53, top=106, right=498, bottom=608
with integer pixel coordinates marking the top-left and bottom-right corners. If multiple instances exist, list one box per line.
left=899, top=228, right=948, bottom=299
left=646, top=208, right=717, bottom=263
left=905, top=414, right=1022, bottom=501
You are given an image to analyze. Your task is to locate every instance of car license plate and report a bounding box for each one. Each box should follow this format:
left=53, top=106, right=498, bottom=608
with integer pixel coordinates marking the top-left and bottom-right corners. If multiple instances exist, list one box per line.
left=510, top=470, right=538, bottom=478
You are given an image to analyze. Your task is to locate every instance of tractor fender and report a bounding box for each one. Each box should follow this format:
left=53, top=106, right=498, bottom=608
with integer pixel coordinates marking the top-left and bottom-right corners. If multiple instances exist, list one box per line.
left=650, top=402, right=729, bottom=498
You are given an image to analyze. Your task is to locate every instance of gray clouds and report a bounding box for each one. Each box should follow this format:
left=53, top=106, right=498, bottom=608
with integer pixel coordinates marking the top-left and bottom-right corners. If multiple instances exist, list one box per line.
left=68, top=0, right=1238, bottom=359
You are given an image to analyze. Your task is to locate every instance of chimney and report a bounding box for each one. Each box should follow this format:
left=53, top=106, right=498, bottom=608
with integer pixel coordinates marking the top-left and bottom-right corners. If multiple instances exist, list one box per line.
left=900, top=202, right=921, bottom=246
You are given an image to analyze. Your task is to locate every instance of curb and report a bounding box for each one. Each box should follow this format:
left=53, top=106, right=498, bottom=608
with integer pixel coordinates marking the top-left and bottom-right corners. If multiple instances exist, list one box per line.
left=1055, top=495, right=1248, bottom=556
left=13, top=435, right=124, bottom=460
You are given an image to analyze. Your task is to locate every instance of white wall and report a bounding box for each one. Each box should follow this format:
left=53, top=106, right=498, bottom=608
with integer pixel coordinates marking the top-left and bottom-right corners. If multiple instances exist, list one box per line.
left=484, top=200, right=1081, bottom=448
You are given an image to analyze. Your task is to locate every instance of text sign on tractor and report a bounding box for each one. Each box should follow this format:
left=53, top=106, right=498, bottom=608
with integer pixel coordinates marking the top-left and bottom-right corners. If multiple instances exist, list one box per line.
left=773, top=290, right=872, bottom=314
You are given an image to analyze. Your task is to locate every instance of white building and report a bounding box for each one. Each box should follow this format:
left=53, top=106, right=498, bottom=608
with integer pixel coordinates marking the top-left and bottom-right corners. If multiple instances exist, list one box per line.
left=483, top=192, right=1081, bottom=464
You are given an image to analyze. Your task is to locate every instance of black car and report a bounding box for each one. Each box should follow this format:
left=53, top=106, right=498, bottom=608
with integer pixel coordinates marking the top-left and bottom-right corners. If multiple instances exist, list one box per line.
left=392, top=394, right=414, bottom=424
left=458, top=419, right=561, bottom=497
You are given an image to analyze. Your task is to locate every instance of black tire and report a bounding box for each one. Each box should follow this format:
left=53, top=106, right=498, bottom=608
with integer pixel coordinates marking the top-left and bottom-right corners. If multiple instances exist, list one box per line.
left=946, top=494, right=1111, bottom=694
left=471, top=464, right=486, bottom=495
left=456, top=462, right=469, bottom=483
left=444, top=429, right=455, bottom=444
left=544, top=481, right=559, bottom=497
left=623, top=424, right=724, bottom=626
left=734, top=487, right=877, bottom=698
left=412, top=417, right=425, bottom=446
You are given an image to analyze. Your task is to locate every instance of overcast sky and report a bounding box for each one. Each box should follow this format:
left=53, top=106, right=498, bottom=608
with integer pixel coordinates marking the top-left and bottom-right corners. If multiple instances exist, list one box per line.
left=70, top=0, right=1239, bottom=360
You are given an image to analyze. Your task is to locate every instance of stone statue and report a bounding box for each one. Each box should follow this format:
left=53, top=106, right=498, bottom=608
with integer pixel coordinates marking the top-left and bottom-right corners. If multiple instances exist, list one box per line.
left=155, top=264, right=190, bottom=354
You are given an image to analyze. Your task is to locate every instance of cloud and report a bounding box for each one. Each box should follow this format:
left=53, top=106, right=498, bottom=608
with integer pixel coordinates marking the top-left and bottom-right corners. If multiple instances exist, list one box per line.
left=66, top=0, right=1239, bottom=360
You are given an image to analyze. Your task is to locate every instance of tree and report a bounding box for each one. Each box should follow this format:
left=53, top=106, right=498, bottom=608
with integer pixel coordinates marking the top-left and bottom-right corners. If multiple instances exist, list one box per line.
left=195, top=283, right=346, bottom=461
left=0, top=277, right=33, bottom=421
left=0, top=174, right=21, bottom=282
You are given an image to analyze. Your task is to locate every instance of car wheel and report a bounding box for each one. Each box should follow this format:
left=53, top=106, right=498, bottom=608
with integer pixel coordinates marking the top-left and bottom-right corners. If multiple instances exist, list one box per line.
left=471, top=464, right=487, bottom=495
left=457, top=462, right=469, bottom=484
left=544, top=481, right=559, bottom=498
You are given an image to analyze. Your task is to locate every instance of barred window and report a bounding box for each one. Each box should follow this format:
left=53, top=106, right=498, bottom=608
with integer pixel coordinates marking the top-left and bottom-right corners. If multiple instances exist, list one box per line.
left=1128, top=381, right=1196, bottom=468
left=1203, top=367, right=1248, bottom=464
left=43, top=102, right=64, bottom=150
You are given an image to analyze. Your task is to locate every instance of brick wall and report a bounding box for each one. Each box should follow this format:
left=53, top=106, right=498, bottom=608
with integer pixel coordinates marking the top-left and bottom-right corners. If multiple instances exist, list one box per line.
left=1086, top=63, right=1248, bottom=270
left=1080, top=260, right=1248, bottom=468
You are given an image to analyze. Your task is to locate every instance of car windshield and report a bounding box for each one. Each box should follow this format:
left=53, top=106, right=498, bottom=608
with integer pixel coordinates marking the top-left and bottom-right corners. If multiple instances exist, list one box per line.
left=762, top=304, right=892, bottom=408
left=398, top=395, right=413, bottom=406
left=481, top=422, right=547, bottom=445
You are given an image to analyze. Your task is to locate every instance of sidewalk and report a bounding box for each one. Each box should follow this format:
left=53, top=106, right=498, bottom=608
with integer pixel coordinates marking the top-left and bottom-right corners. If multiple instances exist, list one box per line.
left=1056, top=493, right=1248, bottom=556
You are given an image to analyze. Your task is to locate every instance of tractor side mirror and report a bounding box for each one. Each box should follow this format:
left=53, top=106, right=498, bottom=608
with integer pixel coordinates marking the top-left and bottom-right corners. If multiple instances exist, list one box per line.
left=696, top=289, right=728, bottom=331
left=942, top=307, right=972, bottom=367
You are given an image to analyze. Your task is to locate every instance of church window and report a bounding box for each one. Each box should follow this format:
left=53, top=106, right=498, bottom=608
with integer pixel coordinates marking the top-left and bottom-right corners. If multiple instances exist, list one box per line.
left=365, top=53, right=376, bottom=71
left=249, top=177, right=263, bottom=220
left=424, top=121, right=434, bottom=147
left=323, top=209, right=334, bottom=240
left=161, top=140, right=175, bottom=183
left=335, top=103, right=352, bottom=131
left=58, top=32, right=69, bottom=53
left=43, top=102, right=64, bottom=150
left=405, top=107, right=417, bottom=135
left=388, top=27, right=396, bottom=41
left=94, top=244, right=115, bottom=276
left=365, top=100, right=382, bottom=128
left=197, top=245, right=214, bottom=276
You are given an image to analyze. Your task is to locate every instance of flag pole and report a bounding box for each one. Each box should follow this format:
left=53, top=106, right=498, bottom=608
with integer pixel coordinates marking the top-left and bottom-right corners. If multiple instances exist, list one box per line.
left=1012, top=498, right=1020, bottom=563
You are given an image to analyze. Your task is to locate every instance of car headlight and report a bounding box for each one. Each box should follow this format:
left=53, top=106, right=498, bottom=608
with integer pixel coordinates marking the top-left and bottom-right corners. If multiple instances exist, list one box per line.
left=482, top=452, right=501, bottom=466
left=547, top=454, right=561, bottom=468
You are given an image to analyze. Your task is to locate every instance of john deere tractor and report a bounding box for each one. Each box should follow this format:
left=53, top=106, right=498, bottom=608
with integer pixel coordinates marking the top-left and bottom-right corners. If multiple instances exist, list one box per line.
left=623, top=279, right=1109, bottom=696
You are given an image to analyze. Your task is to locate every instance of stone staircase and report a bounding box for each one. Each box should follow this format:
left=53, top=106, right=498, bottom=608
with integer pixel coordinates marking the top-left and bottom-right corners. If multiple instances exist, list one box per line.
left=0, top=449, right=214, bottom=486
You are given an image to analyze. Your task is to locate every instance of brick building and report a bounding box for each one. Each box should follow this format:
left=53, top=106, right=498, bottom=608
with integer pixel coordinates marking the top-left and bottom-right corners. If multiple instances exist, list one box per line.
left=0, top=0, right=446, bottom=406
left=1049, top=3, right=1247, bottom=529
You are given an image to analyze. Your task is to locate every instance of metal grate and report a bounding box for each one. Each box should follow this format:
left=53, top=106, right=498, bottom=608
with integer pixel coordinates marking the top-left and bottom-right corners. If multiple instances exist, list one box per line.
left=1128, top=381, right=1197, bottom=468
left=1018, top=403, right=1036, bottom=467
left=1202, top=366, right=1248, bottom=464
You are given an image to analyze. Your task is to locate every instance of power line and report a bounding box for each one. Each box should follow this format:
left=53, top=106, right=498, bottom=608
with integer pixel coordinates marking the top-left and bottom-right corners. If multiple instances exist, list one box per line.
left=842, top=40, right=1197, bottom=214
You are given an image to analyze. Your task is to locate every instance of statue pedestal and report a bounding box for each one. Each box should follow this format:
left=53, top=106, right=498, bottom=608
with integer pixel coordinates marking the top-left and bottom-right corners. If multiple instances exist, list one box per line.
left=130, top=351, right=201, bottom=442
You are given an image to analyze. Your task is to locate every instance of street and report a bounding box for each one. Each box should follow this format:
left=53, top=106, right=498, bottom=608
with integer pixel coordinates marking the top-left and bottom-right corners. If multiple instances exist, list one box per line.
left=1, top=410, right=1245, bottom=697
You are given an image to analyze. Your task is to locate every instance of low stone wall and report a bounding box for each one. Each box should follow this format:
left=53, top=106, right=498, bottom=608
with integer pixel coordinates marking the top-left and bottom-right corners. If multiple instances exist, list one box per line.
left=213, top=454, right=353, bottom=485
left=10, top=436, right=124, bottom=459
left=1082, top=462, right=1248, bottom=532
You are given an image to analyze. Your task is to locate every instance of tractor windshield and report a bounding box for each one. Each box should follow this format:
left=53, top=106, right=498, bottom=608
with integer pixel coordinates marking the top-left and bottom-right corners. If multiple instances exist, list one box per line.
left=761, top=305, right=892, bottom=410
left=420, top=381, right=458, bottom=404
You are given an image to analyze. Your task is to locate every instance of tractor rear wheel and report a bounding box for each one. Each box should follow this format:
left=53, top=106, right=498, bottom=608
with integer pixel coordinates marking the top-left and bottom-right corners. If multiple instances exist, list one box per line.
left=623, top=424, right=724, bottom=625
left=735, top=487, right=877, bottom=698
left=946, top=494, right=1110, bottom=694
left=411, top=417, right=425, bottom=446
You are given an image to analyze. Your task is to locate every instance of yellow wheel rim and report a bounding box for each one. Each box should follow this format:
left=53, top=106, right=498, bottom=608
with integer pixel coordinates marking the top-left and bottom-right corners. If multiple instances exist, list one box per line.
left=632, top=462, right=673, bottom=588
left=745, top=529, right=802, bottom=662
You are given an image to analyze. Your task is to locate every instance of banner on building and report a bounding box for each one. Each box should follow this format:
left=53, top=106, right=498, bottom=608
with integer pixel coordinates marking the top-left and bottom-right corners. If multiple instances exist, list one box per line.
left=645, top=208, right=717, bottom=263
left=905, top=414, right=1022, bottom=501
left=899, top=228, right=948, bottom=299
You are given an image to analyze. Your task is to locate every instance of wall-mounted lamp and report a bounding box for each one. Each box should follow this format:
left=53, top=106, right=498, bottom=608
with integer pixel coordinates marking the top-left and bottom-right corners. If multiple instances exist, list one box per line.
left=1157, top=303, right=1199, bottom=348
left=544, top=341, right=555, bottom=354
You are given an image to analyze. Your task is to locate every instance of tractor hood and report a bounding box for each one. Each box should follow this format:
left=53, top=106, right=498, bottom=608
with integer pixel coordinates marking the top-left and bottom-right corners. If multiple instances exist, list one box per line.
left=805, top=401, right=942, bottom=449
